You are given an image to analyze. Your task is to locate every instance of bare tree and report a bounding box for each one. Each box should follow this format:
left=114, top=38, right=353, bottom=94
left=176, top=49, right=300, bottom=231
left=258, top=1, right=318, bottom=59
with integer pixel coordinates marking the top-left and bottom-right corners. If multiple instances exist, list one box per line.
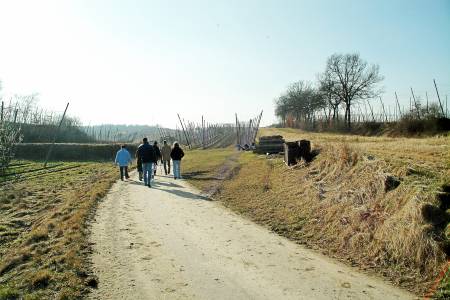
left=318, top=73, right=341, bottom=122
left=274, top=81, right=326, bottom=128
left=0, top=82, right=23, bottom=174
left=321, top=53, right=383, bottom=129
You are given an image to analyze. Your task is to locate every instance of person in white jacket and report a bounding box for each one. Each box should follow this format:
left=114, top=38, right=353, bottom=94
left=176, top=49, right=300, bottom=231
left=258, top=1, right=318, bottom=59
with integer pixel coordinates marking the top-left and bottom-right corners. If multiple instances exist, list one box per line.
left=115, top=145, right=132, bottom=180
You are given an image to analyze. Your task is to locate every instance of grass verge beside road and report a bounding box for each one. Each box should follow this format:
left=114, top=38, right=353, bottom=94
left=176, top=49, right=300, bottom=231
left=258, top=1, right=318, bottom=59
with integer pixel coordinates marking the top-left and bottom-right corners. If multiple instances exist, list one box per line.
left=181, top=147, right=236, bottom=193
left=0, top=161, right=118, bottom=299
left=183, top=128, right=450, bottom=297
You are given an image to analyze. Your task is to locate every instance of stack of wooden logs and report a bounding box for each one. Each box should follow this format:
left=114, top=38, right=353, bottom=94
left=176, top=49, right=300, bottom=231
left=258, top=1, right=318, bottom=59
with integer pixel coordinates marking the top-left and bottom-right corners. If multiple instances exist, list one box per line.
left=254, top=135, right=285, bottom=154
left=284, top=140, right=312, bottom=166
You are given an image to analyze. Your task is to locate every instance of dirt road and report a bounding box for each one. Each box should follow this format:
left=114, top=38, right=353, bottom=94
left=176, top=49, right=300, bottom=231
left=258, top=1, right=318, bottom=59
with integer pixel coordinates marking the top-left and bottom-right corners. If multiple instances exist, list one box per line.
left=89, top=174, right=416, bottom=300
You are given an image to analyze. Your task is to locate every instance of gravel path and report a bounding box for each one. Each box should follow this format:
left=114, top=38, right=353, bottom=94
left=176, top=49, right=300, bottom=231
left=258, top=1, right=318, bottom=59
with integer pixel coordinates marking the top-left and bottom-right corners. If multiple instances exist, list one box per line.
left=88, top=174, right=416, bottom=300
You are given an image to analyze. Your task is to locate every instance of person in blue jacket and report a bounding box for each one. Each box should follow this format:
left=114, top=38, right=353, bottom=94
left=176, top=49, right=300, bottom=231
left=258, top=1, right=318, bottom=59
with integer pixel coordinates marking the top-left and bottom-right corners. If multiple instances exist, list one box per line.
left=115, top=145, right=132, bottom=180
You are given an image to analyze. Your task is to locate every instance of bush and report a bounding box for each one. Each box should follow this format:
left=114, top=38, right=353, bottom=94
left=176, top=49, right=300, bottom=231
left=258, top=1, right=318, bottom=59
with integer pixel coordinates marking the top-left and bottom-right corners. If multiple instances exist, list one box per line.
left=394, top=116, right=450, bottom=135
left=14, top=143, right=138, bottom=161
left=0, top=122, right=22, bottom=174
left=20, top=123, right=92, bottom=143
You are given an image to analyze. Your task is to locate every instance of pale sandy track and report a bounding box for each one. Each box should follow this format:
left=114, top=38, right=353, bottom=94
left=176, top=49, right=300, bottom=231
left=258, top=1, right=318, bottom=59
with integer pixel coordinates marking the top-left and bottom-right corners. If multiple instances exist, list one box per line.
left=88, top=173, right=416, bottom=300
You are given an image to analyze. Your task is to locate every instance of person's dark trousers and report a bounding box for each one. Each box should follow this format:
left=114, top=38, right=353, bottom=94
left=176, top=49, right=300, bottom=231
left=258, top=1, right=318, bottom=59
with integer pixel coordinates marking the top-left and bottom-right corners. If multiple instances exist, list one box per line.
left=137, top=159, right=143, bottom=181
left=119, top=166, right=129, bottom=180
left=163, top=160, right=171, bottom=175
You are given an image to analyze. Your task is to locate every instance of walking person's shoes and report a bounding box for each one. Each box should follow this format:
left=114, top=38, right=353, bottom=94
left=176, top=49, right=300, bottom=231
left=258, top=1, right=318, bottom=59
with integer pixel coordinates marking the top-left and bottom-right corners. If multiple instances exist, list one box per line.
left=147, top=184, right=151, bottom=188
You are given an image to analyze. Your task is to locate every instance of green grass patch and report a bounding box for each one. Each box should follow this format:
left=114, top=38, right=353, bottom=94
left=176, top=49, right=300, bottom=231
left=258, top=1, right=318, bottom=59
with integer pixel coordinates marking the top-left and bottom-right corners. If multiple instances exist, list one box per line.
left=0, top=285, right=19, bottom=300
left=182, top=147, right=235, bottom=191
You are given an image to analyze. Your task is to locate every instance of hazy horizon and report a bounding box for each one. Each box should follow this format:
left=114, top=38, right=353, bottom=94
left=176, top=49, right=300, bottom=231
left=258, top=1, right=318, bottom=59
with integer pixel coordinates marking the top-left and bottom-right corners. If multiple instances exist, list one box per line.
left=1, top=0, right=449, bottom=129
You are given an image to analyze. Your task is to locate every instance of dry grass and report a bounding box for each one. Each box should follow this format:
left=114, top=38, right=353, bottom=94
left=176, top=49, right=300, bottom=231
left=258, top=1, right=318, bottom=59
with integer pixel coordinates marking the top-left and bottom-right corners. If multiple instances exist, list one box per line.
left=181, top=147, right=236, bottom=192
left=210, top=128, right=450, bottom=296
left=0, top=161, right=118, bottom=299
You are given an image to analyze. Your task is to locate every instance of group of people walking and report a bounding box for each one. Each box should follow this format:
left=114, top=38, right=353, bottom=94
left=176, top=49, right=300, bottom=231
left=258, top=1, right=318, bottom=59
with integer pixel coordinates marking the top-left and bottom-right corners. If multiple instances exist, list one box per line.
left=114, top=138, right=184, bottom=187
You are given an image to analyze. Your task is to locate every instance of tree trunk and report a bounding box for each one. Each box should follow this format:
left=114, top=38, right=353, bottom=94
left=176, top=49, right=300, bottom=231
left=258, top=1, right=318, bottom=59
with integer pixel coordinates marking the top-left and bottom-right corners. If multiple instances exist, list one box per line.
left=346, top=104, right=351, bottom=130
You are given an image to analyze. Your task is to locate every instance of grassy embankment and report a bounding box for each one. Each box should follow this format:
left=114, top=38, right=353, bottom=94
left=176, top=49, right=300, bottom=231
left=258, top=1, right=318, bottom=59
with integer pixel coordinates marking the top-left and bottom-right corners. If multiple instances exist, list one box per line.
left=184, top=128, right=450, bottom=297
left=182, top=147, right=236, bottom=193
left=0, top=161, right=118, bottom=299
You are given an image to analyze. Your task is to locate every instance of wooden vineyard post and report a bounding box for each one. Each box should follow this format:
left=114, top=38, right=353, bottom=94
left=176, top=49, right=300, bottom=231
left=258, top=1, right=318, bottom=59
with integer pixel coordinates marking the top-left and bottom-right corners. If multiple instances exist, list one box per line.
left=44, top=102, right=69, bottom=168
left=252, top=110, right=263, bottom=143
left=379, top=97, right=388, bottom=122
left=367, top=100, right=375, bottom=122
left=202, top=115, right=205, bottom=148
left=235, top=113, right=240, bottom=146
left=433, top=79, right=446, bottom=117
left=177, top=113, right=190, bottom=148
left=13, top=109, right=18, bottom=124
left=410, top=87, right=421, bottom=119
left=394, top=92, right=402, bottom=118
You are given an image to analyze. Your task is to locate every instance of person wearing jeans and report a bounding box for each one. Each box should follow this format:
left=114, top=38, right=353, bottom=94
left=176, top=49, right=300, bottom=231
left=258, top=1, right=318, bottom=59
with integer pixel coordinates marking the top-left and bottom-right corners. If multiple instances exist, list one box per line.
left=115, top=145, right=132, bottom=181
left=137, top=138, right=157, bottom=187
left=170, top=142, right=184, bottom=179
left=173, top=160, right=181, bottom=179
left=142, top=162, right=153, bottom=186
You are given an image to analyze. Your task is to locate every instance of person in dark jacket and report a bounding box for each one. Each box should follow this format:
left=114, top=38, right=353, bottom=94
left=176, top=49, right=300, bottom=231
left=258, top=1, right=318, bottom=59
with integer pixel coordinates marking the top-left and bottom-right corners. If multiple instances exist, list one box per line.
left=135, top=147, right=143, bottom=181
left=137, top=137, right=157, bottom=187
left=153, top=141, right=162, bottom=177
left=170, top=142, right=184, bottom=179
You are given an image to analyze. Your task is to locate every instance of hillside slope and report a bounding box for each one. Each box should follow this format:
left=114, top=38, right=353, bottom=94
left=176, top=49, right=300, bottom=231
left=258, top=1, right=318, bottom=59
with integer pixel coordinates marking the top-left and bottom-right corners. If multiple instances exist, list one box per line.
left=209, top=128, right=449, bottom=296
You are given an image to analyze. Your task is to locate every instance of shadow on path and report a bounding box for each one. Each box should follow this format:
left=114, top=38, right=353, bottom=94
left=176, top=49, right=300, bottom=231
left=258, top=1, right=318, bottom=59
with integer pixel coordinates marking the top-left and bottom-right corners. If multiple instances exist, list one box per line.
left=153, top=185, right=210, bottom=201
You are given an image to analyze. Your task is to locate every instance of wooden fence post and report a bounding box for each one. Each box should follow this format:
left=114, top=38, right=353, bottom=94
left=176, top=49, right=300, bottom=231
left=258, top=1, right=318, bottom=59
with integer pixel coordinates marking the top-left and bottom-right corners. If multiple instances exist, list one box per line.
left=44, top=102, right=69, bottom=168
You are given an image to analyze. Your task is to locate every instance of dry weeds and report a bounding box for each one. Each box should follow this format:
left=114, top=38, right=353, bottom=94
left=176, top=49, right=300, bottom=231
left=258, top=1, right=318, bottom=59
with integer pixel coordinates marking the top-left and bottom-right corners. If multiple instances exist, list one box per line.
left=214, top=128, right=449, bottom=296
left=0, top=161, right=118, bottom=299
left=181, top=147, right=235, bottom=192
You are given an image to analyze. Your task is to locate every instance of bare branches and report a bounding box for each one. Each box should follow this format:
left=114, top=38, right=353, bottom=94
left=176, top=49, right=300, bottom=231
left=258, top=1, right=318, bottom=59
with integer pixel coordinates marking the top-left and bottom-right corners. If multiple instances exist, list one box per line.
left=321, top=53, right=383, bottom=128
left=274, top=81, right=326, bottom=128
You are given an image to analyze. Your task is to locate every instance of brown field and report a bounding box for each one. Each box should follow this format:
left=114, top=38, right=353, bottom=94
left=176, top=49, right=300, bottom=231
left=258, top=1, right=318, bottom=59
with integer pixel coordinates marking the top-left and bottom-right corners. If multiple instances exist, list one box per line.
left=1, top=129, right=449, bottom=298
left=185, top=128, right=450, bottom=297
left=0, top=161, right=118, bottom=299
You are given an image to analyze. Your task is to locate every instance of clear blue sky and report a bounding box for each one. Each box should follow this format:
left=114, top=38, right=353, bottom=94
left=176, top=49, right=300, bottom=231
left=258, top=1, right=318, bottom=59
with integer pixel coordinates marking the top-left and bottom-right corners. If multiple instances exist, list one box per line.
left=0, top=0, right=449, bottom=127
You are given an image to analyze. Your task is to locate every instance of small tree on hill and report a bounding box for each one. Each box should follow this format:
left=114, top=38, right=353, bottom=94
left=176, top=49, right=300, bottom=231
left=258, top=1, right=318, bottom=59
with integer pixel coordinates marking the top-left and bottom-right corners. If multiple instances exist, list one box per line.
left=321, top=53, right=383, bottom=129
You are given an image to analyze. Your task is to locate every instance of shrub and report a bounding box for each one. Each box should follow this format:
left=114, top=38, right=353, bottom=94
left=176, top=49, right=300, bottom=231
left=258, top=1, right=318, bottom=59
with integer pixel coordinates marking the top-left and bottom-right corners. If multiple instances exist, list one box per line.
left=14, top=143, right=138, bottom=161
left=0, top=122, right=22, bottom=174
